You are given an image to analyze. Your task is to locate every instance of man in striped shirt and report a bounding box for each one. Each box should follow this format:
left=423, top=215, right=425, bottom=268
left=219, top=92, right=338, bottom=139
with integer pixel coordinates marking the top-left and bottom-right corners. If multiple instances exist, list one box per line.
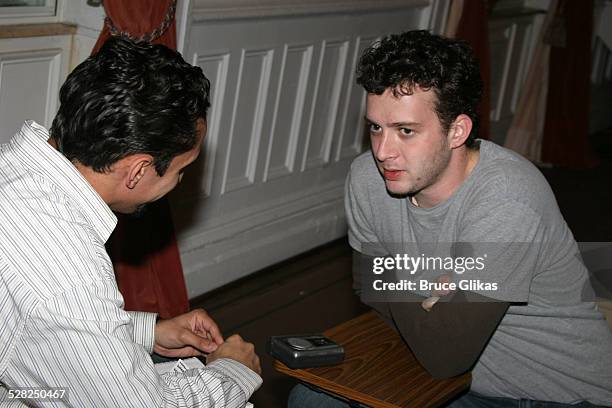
left=0, top=37, right=261, bottom=407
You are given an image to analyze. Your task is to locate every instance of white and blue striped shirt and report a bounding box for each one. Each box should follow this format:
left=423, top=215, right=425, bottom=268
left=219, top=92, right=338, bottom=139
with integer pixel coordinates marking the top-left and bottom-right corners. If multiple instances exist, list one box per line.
left=0, top=121, right=261, bottom=407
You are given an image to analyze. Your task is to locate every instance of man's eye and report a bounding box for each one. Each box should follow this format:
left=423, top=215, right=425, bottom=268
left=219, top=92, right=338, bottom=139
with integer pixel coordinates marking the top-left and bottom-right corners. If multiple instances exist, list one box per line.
left=369, top=124, right=381, bottom=133
left=400, top=128, right=413, bottom=136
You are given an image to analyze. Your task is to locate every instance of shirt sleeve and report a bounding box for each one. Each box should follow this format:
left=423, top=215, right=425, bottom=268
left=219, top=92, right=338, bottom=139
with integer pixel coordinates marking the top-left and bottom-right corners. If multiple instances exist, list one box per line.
left=127, top=311, right=156, bottom=354
left=10, top=279, right=262, bottom=408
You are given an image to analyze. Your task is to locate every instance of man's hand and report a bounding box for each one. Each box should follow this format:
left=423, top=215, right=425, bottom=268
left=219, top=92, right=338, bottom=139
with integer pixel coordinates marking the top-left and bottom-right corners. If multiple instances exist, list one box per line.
left=422, top=275, right=454, bottom=311
left=206, top=334, right=262, bottom=375
left=154, top=309, right=224, bottom=358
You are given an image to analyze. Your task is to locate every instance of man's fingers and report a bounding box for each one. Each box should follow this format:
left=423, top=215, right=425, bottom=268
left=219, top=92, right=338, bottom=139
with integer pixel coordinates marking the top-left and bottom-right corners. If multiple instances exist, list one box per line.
left=163, top=347, right=202, bottom=358
left=200, top=323, right=223, bottom=345
left=179, top=330, right=219, bottom=353
left=225, top=334, right=243, bottom=343
left=154, top=344, right=203, bottom=358
left=206, top=334, right=260, bottom=374
left=192, top=310, right=224, bottom=345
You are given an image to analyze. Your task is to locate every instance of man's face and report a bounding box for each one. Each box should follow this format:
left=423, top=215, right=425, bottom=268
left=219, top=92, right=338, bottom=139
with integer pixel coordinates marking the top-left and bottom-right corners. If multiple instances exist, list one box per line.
left=123, top=118, right=207, bottom=214
left=366, top=87, right=452, bottom=198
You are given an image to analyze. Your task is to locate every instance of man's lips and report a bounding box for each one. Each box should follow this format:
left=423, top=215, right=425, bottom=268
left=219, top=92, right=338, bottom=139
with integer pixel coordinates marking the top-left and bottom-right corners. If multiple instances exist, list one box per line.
left=383, top=169, right=403, bottom=181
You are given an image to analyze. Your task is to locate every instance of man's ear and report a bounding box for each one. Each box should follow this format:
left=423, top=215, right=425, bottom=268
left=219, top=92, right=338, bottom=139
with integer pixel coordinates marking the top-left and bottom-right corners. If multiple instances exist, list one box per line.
left=125, top=155, right=154, bottom=189
left=448, top=114, right=473, bottom=149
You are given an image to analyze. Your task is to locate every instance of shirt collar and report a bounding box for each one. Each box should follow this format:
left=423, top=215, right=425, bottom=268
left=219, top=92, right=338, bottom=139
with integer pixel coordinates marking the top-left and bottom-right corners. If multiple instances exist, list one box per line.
left=11, top=120, right=117, bottom=242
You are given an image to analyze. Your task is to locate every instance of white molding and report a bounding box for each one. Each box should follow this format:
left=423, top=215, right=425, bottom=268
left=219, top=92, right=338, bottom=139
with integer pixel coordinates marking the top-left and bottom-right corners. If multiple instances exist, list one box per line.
left=263, top=44, right=289, bottom=181
left=334, top=35, right=375, bottom=162
left=286, top=44, right=313, bottom=173
left=219, top=49, right=243, bottom=195
left=300, top=41, right=324, bottom=171
left=319, top=39, right=348, bottom=167
left=192, top=0, right=429, bottom=21
left=245, top=49, right=273, bottom=184
left=178, top=181, right=345, bottom=252
left=302, top=39, right=349, bottom=170
left=333, top=37, right=360, bottom=163
left=183, top=199, right=346, bottom=295
left=222, top=48, right=273, bottom=193
left=194, top=51, right=230, bottom=197
left=264, top=43, right=313, bottom=181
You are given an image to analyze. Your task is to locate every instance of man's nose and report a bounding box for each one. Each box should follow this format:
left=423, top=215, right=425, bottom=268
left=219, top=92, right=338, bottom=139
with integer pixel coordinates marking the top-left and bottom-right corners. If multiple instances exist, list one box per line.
left=373, top=133, right=397, bottom=162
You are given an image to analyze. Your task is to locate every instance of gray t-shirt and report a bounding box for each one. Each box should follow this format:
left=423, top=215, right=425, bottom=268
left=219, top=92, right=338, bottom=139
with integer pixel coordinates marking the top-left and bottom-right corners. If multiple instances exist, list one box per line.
left=345, top=140, right=612, bottom=404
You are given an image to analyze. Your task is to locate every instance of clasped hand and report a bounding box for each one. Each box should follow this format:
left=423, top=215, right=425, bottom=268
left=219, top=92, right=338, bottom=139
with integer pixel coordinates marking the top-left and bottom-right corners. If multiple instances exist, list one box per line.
left=154, top=309, right=261, bottom=375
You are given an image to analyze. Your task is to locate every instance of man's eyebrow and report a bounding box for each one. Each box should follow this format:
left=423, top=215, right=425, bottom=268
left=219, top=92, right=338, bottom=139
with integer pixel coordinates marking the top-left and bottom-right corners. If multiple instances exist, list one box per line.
left=364, top=117, right=421, bottom=128
left=390, top=121, right=421, bottom=128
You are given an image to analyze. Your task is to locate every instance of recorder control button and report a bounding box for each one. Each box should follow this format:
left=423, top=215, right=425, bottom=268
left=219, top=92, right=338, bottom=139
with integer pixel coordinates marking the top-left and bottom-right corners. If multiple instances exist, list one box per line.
left=287, top=337, right=313, bottom=350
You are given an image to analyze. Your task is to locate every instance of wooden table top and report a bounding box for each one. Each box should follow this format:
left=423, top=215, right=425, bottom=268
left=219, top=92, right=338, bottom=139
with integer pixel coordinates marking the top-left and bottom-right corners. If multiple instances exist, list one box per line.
left=274, top=311, right=471, bottom=408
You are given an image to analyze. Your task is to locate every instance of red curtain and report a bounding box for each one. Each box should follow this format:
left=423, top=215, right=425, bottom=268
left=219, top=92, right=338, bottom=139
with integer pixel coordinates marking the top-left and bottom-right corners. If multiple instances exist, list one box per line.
left=541, top=0, right=597, bottom=168
left=93, top=0, right=190, bottom=318
left=92, top=1, right=176, bottom=51
left=455, top=0, right=491, bottom=140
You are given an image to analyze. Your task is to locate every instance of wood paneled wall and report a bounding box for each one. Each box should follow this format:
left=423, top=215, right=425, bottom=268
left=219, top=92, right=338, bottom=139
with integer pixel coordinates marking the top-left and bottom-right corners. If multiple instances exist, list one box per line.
left=172, top=6, right=431, bottom=296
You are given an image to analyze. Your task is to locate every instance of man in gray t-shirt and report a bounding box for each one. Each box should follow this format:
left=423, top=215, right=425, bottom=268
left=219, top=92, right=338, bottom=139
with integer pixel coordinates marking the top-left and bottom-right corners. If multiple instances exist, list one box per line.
left=345, top=30, right=612, bottom=406
left=288, top=30, right=612, bottom=408
left=347, top=140, right=612, bottom=404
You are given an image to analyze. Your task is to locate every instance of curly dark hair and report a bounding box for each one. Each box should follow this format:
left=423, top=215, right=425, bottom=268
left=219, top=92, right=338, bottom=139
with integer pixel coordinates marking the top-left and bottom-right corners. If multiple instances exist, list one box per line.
left=50, top=36, right=210, bottom=175
left=356, top=30, right=482, bottom=146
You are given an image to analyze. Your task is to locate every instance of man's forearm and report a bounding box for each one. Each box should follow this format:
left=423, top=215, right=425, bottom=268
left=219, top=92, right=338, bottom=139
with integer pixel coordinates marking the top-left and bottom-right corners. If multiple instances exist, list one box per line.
left=352, top=251, right=395, bottom=325
left=389, top=291, right=509, bottom=378
left=353, top=250, right=509, bottom=379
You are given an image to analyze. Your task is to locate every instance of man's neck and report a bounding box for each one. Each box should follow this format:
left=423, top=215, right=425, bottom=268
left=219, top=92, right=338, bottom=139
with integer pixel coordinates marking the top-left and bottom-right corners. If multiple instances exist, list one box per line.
left=48, top=138, right=120, bottom=209
left=73, top=161, right=125, bottom=210
left=413, top=146, right=480, bottom=208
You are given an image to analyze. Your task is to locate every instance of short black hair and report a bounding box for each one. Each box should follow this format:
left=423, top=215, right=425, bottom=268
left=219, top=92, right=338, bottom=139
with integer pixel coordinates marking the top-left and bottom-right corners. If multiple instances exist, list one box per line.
left=356, top=30, right=482, bottom=146
left=51, top=36, right=210, bottom=175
